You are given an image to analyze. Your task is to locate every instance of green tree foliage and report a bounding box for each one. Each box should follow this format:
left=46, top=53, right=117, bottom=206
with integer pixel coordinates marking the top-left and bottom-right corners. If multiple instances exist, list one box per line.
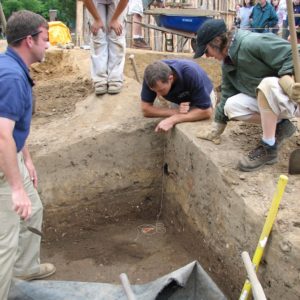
left=2, top=0, right=76, bottom=29
left=2, top=0, right=44, bottom=17
left=43, top=0, right=76, bottom=28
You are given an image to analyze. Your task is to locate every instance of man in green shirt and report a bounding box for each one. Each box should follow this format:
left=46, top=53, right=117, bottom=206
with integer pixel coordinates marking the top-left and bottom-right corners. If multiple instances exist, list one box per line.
left=194, top=19, right=300, bottom=172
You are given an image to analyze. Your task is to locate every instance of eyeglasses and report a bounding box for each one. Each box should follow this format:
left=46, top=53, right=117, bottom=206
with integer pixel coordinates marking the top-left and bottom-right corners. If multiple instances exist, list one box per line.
left=204, top=46, right=209, bottom=55
left=10, top=30, right=42, bottom=44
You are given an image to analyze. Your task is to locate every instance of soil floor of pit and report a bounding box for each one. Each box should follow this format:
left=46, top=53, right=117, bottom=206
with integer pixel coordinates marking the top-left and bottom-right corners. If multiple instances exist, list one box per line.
left=41, top=217, right=198, bottom=284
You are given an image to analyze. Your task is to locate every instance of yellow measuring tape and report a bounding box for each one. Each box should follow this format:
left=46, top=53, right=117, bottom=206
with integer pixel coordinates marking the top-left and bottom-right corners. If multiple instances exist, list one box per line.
left=239, top=175, right=288, bottom=300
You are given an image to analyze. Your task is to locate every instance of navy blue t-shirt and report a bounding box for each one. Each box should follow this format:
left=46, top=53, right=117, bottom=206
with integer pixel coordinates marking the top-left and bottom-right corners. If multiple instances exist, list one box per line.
left=141, top=59, right=213, bottom=109
left=0, top=47, right=34, bottom=152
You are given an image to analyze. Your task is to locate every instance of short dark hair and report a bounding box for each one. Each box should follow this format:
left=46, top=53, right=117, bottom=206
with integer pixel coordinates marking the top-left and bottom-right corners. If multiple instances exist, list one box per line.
left=194, top=19, right=227, bottom=58
left=243, top=0, right=255, bottom=6
left=144, top=61, right=172, bottom=88
left=207, top=30, right=234, bottom=55
left=6, top=10, right=48, bottom=47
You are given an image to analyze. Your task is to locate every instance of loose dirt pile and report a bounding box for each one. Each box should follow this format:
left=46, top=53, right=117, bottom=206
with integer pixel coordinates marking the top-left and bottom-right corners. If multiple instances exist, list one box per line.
left=31, top=49, right=93, bottom=125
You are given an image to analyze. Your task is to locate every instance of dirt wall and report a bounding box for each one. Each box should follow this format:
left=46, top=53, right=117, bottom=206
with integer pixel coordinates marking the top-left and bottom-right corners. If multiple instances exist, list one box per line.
left=163, top=122, right=300, bottom=299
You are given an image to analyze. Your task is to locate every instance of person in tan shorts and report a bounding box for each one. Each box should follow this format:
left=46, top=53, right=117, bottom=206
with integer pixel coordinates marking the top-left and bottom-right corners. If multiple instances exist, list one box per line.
left=194, top=19, right=299, bottom=172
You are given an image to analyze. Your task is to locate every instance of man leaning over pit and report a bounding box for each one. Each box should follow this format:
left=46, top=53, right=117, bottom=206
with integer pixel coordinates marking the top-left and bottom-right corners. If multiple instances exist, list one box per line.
left=0, top=10, right=55, bottom=300
left=141, top=59, right=215, bottom=132
left=194, top=19, right=300, bottom=172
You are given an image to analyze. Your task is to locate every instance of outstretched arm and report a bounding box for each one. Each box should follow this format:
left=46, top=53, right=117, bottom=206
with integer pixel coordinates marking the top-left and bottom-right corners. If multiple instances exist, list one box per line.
left=82, top=0, right=104, bottom=34
left=155, top=107, right=212, bottom=132
left=0, top=117, right=32, bottom=219
left=141, top=101, right=179, bottom=118
left=109, top=0, right=129, bottom=35
left=268, top=7, right=278, bottom=29
left=142, top=101, right=212, bottom=132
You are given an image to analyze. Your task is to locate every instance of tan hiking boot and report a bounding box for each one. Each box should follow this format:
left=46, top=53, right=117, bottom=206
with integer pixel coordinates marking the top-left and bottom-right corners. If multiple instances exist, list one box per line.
left=15, top=263, right=56, bottom=281
left=238, top=140, right=278, bottom=172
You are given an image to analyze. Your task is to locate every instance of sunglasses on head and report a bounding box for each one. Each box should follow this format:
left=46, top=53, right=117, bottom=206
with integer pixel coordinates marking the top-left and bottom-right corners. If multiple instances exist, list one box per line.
left=10, top=30, right=42, bottom=44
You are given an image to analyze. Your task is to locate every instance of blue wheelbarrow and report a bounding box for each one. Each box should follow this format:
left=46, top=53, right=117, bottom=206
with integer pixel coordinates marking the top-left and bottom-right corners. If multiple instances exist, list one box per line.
left=142, top=8, right=219, bottom=51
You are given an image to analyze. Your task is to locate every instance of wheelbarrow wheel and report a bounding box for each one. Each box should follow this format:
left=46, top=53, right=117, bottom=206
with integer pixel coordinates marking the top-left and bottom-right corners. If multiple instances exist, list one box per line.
left=191, top=38, right=197, bottom=53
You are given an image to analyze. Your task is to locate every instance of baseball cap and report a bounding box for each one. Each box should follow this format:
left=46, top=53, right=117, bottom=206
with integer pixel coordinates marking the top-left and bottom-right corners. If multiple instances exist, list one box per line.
left=194, top=19, right=227, bottom=58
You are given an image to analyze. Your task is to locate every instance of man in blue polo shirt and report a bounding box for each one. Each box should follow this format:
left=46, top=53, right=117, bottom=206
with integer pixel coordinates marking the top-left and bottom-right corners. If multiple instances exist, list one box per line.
left=0, top=10, right=55, bottom=299
left=141, top=59, right=214, bottom=132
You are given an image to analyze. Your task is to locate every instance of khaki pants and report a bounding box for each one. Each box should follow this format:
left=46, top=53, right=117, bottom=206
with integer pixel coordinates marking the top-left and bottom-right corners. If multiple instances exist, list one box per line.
left=90, top=0, right=127, bottom=85
left=224, top=77, right=300, bottom=120
left=0, top=153, right=43, bottom=300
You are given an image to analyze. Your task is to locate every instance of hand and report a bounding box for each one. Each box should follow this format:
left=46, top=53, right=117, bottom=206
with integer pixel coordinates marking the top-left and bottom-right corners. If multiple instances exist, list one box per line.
left=24, top=157, right=38, bottom=189
left=279, top=75, right=300, bottom=103
left=109, top=19, right=123, bottom=36
left=155, top=118, right=175, bottom=132
left=179, top=102, right=190, bottom=114
left=12, top=188, right=32, bottom=220
left=196, top=122, right=226, bottom=144
left=90, top=19, right=104, bottom=35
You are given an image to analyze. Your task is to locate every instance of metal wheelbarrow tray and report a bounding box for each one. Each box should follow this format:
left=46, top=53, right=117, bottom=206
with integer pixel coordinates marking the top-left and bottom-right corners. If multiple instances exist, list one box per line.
left=144, top=8, right=218, bottom=33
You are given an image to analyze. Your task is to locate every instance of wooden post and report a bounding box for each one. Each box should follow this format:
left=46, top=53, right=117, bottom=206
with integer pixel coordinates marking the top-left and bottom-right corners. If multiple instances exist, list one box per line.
left=76, top=0, right=84, bottom=46
left=130, top=15, right=133, bottom=48
left=144, top=14, right=150, bottom=48
left=287, top=0, right=300, bottom=82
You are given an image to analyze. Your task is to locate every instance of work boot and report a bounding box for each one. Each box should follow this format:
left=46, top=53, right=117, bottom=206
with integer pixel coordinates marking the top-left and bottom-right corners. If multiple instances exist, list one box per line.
left=238, top=140, right=278, bottom=172
left=132, top=38, right=152, bottom=50
left=139, top=38, right=152, bottom=50
left=275, top=119, right=297, bottom=146
left=15, top=263, right=56, bottom=281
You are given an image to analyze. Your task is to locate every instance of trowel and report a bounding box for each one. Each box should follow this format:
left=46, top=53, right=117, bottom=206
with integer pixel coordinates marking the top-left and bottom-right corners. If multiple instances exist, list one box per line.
left=27, top=226, right=43, bottom=237
left=287, top=0, right=300, bottom=174
left=288, top=149, right=300, bottom=174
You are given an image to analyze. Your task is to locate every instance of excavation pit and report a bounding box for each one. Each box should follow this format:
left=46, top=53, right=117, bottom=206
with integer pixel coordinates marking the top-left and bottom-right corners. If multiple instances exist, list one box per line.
left=15, top=48, right=300, bottom=299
